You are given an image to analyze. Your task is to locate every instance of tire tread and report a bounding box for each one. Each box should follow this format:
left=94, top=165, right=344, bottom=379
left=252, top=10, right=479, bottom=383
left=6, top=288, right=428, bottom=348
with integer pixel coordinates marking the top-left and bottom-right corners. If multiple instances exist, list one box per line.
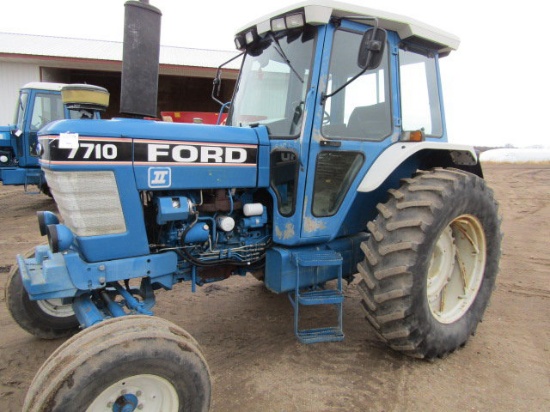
left=358, top=168, right=502, bottom=359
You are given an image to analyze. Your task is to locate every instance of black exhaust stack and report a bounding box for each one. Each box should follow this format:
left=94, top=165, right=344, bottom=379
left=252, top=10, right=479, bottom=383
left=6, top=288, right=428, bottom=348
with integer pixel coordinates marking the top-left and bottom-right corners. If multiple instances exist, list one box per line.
left=120, top=0, right=162, bottom=118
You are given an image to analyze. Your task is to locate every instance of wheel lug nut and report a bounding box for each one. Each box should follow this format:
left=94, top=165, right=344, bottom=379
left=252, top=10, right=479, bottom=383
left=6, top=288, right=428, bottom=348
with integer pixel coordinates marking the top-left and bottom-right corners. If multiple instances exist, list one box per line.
left=121, top=389, right=127, bottom=395
left=136, top=390, right=142, bottom=397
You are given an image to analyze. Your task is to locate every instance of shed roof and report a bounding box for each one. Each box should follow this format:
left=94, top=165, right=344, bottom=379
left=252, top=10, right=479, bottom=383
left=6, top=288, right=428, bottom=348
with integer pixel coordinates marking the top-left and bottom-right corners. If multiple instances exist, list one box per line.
left=0, top=32, right=241, bottom=72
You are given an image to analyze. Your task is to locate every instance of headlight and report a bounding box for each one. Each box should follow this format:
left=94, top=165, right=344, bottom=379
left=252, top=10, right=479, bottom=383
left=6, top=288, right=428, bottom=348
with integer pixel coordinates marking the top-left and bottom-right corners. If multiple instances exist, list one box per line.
left=270, top=12, right=305, bottom=32
left=37, top=211, right=59, bottom=236
left=47, top=224, right=74, bottom=252
left=285, top=13, right=305, bottom=29
left=245, top=30, right=256, bottom=45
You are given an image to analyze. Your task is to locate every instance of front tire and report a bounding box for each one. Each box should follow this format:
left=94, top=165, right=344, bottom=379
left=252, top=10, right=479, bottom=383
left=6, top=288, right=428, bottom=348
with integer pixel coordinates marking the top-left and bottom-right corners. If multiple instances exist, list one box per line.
left=23, top=315, right=211, bottom=412
left=5, top=247, right=79, bottom=339
left=358, top=168, right=502, bottom=359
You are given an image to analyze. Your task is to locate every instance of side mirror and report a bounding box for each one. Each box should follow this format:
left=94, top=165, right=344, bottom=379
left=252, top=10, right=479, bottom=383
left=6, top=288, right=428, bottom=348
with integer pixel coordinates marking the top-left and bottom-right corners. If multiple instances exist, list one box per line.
left=212, top=68, right=223, bottom=106
left=358, top=28, right=387, bottom=70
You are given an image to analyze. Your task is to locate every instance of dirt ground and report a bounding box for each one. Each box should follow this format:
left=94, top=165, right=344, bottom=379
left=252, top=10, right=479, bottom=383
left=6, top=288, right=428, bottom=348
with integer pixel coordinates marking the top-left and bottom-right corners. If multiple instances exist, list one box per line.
left=0, top=163, right=549, bottom=411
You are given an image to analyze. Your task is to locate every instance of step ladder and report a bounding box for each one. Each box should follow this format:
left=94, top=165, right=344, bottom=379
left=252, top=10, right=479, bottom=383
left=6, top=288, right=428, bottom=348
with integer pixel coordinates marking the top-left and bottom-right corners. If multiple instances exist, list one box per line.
left=288, top=250, right=344, bottom=344
left=24, top=170, right=42, bottom=194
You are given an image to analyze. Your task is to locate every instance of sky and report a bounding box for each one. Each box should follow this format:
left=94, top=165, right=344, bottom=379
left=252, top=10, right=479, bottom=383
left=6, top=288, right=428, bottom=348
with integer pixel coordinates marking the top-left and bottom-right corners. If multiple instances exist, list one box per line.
left=2, top=0, right=548, bottom=148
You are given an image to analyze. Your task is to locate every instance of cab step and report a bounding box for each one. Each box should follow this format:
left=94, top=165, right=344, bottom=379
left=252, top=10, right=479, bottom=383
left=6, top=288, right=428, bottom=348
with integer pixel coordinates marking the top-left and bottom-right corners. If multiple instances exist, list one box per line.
left=24, top=170, right=43, bottom=194
left=288, top=250, right=344, bottom=344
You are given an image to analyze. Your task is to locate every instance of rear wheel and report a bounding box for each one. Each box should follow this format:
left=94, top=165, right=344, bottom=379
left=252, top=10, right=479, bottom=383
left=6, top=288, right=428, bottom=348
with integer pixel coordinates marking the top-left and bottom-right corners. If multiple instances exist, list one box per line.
left=358, top=168, right=502, bottom=359
left=23, top=315, right=211, bottom=412
left=5, top=247, right=78, bottom=339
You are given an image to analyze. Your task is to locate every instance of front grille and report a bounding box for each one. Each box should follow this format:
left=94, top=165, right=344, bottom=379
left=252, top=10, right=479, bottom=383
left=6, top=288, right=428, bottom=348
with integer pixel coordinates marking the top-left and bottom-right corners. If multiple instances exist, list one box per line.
left=44, top=169, right=127, bottom=237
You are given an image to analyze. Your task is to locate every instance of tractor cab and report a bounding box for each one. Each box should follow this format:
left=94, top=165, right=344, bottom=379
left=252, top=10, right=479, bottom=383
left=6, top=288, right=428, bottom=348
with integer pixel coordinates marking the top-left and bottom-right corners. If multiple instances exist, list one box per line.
left=226, top=2, right=467, bottom=245
left=0, top=82, right=108, bottom=193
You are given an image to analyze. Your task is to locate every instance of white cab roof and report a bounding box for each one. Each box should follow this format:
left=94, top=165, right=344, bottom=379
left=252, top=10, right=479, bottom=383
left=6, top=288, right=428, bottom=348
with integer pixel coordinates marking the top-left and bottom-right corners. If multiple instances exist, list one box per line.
left=237, top=0, right=460, bottom=55
left=22, top=82, right=66, bottom=92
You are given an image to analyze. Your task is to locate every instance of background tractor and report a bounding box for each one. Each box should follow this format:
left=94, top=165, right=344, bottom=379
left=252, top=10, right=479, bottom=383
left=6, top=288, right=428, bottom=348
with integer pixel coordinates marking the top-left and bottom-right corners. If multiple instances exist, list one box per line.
left=0, top=82, right=109, bottom=194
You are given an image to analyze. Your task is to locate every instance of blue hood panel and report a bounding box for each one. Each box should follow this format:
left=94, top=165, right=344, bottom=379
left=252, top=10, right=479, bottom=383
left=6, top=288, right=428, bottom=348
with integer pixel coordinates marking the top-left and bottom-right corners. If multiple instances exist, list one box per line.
left=39, top=118, right=270, bottom=189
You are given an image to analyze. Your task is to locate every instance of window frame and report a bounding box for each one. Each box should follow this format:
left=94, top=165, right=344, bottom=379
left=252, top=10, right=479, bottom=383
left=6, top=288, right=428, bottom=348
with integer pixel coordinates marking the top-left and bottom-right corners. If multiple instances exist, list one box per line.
left=320, top=27, right=393, bottom=142
left=398, top=45, right=444, bottom=138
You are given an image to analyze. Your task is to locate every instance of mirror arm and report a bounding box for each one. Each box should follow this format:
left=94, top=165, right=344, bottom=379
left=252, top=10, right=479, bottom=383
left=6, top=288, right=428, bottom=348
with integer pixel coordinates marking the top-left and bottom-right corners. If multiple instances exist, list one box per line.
left=217, top=102, right=231, bottom=125
left=321, top=66, right=368, bottom=104
left=212, top=51, right=244, bottom=106
left=321, top=17, right=380, bottom=104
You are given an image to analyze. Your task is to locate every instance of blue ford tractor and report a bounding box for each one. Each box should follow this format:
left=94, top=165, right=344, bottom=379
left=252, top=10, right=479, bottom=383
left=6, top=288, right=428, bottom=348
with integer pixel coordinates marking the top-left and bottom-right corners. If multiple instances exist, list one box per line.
left=6, top=1, right=502, bottom=411
left=0, top=83, right=109, bottom=194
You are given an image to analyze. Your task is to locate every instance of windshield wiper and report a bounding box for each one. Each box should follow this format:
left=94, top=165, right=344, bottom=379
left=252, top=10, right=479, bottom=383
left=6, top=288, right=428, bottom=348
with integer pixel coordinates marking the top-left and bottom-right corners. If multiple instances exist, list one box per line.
left=268, top=33, right=304, bottom=83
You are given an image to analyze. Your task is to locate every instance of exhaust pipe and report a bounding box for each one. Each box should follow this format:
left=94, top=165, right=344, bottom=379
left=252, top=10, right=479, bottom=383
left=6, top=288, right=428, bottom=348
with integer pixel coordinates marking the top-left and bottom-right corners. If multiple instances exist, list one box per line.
left=120, top=0, right=162, bottom=118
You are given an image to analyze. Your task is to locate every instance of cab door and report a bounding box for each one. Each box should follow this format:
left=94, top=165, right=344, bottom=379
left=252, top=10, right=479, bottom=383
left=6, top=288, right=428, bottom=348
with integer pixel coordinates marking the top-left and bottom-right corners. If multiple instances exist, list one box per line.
left=300, top=21, right=399, bottom=241
left=20, top=90, right=63, bottom=167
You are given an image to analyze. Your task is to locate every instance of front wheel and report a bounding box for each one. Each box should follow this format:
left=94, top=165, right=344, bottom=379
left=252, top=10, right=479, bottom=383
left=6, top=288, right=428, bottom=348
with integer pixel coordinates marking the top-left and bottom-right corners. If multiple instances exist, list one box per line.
left=5, top=247, right=79, bottom=339
left=23, top=315, right=211, bottom=412
left=358, top=168, right=502, bottom=359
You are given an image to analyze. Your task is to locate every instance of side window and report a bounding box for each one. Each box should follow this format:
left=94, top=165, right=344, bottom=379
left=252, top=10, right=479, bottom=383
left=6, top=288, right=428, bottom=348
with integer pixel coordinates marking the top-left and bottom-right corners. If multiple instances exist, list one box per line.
left=322, top=29, right=391, bottom=140
left=399, top=48, right=443, bottom=136
left=30, top=93, right=63, bottom=131
left=312, top=151, right=364, bottom=217
left=270, top=150, right=299, bottom=216
left=14, top=92, right=29, bottom=129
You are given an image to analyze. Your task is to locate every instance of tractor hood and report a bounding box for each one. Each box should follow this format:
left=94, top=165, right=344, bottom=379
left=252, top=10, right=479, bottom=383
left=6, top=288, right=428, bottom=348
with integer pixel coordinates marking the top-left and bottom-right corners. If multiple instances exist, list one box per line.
left=0, top=126, right=15, bottom=157
left=38, top=118, right=271, bottom=190
left=0, top=125, right=13, bottom=145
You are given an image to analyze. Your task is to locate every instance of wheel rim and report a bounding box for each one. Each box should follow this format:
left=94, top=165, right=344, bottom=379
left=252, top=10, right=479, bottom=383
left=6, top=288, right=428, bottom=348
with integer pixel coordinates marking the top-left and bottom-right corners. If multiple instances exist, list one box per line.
left=36, top=299, right=75, bottom=318
left=427, top=214, right=486, bottom=324
left=86, top=374, right=179, bottom=412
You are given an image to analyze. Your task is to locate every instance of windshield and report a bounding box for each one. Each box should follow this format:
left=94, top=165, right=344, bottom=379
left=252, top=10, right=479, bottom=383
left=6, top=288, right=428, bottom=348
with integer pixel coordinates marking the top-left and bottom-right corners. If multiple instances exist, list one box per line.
left=14, top=91, right=29, bottom=129
left=228, top=26, right=316, bottom=137
left=30, top=93, right=64, bottom=131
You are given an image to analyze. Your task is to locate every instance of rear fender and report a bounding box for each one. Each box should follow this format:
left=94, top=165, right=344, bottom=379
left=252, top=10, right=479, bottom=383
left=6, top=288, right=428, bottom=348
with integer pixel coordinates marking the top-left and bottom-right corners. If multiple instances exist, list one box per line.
left=357, top=142, right=482, bottom=193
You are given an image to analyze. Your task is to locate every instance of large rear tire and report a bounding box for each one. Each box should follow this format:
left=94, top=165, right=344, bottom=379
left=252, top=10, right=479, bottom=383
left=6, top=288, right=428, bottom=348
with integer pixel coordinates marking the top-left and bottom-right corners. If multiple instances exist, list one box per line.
left=5, top=247, right=79, bottom=339
left=358, top=168, right=502, bottom=359
left=23, top=315, right=211, bottom=412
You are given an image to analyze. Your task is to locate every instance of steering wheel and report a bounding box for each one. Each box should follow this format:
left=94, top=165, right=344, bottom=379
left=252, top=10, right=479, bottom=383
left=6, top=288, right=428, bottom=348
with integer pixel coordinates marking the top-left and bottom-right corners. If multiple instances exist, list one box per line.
left=322, top=110, right=331, bottom=125
left=31, top=115, right=46, bottom=130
